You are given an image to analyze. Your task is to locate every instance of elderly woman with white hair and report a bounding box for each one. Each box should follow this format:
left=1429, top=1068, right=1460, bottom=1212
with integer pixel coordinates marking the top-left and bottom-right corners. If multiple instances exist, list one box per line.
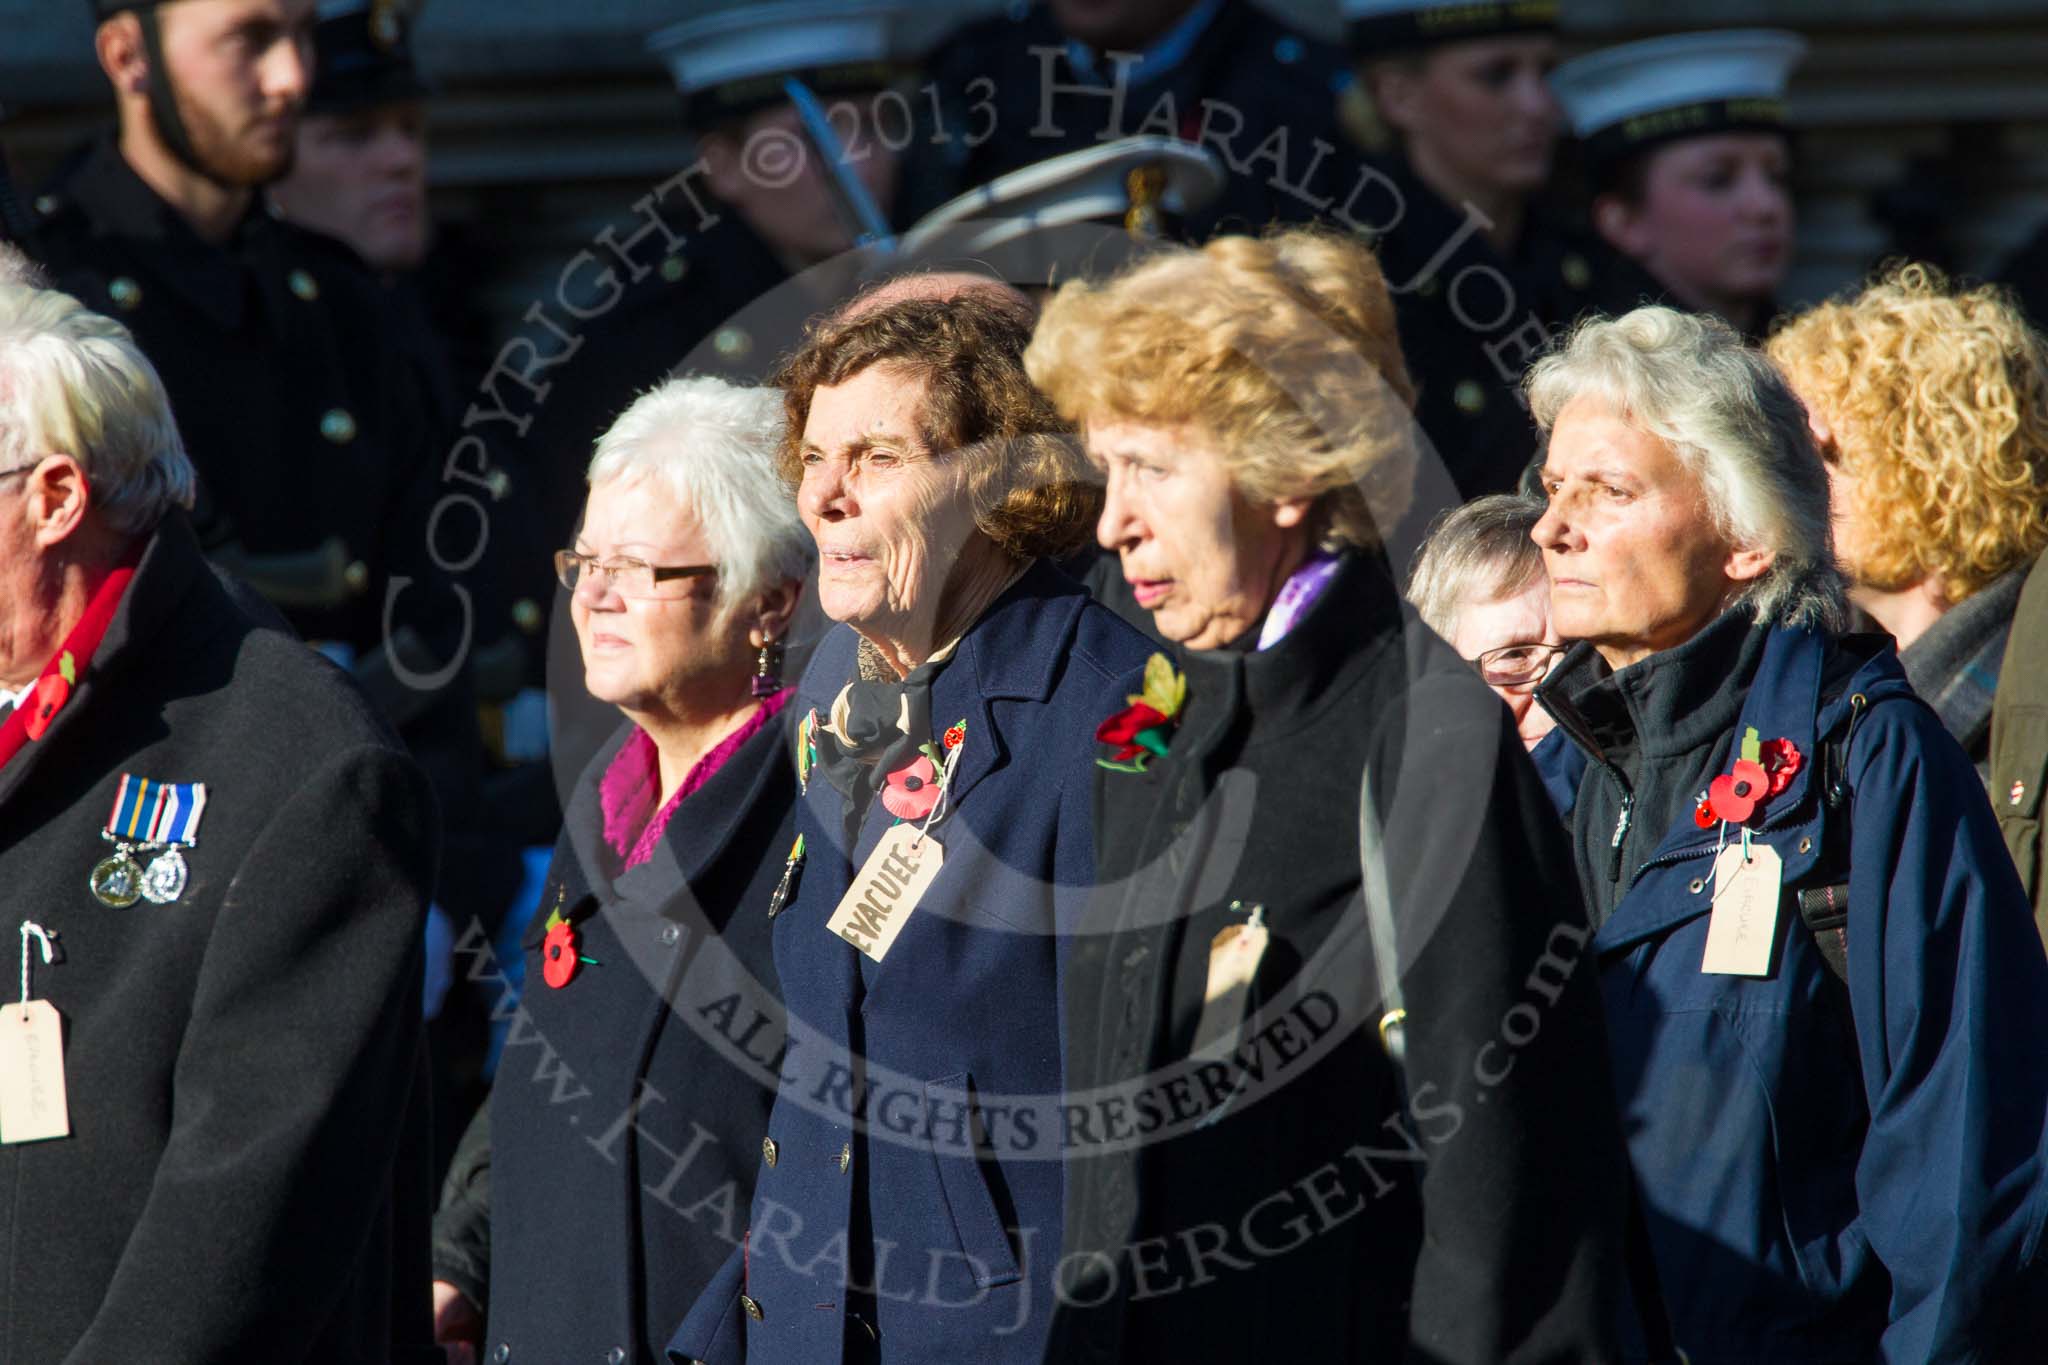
left=1407, top=494, right=1563, bottom=751
left=1527, top=306, right=2048, bottom=1364
left=433, top=375, right=814, bottom=1365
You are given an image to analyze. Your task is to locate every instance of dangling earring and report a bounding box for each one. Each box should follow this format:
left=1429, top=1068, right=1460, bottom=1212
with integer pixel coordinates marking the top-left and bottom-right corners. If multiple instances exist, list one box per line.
left=752, top=637, right=785, bottom=698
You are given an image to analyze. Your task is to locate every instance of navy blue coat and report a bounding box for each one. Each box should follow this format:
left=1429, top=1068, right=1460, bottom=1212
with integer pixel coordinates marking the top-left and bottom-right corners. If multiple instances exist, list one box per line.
left=669, top=562, right=1151, bottom=1364
left=486, top=714, right=796, bottom=1365
left=1538, top=625, right=2048, bottom=1363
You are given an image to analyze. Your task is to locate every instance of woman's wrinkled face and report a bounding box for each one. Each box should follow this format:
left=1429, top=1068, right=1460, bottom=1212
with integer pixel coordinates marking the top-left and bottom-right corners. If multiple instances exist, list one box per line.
left=1603, top=133, right=1794, bottom=316
left=1089, top=419, right=1309, bottom=650
left=1447, top=575, right=1561, bottom=749
left=798, top=364, right=980, bottom=640
left=571, top=474, right=743, bottom=719
left=1533, top=396, right=1769, bottom=669
left=1383, top=35, right=1562, bottom=197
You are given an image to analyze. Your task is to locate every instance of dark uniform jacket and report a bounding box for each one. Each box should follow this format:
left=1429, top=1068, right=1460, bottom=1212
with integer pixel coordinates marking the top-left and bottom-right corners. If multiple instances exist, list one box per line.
left=669, top=561, right=1153, bottom=1365
left=476, top=713, right=797, bottom=1365
left=1368, top=158, right=1604, bottom=497
left=31, top=137, right=500, bottom=919
left=0, top=513, right=436, bottom=1363
left=904, top=0, right=1353, bottom=240
left=1536, top=615, right=2048, bottom=1363
left=1054, top=550, right=1628, bottom=1364
left=32, top=138, right=450, bottom=658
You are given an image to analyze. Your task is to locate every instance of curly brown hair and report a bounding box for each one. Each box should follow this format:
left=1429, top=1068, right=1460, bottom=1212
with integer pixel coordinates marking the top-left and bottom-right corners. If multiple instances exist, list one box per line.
left=772, top=295, right=1098, bottom=561
left=1023, top=227, right=1416, bottom=549
left=1767, top=263, right=2048, bottom=601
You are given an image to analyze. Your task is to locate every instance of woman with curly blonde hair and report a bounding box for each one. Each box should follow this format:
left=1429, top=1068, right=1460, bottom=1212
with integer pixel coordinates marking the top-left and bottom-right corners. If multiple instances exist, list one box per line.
left=1768, top=264, right=2048, bottom=771
left=1026, top=227, right=1627, bottom=1364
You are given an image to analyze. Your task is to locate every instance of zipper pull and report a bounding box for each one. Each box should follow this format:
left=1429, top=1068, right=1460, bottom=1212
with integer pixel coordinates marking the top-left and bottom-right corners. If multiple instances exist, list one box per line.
left=1607, top=792, right=1634, bottom=884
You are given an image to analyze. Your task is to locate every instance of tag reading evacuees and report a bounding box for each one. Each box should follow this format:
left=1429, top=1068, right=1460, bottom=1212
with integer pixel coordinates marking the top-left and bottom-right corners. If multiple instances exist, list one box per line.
left=827, top=823, right=943, bottom=963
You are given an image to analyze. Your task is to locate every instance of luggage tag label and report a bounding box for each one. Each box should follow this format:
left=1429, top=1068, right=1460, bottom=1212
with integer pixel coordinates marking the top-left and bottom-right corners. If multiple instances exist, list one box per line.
left=0, top=1001, right=71, bottom=1144
left=827, top=823, right=942, bottom=963
left=1701, top=841, right=1782, bottom=977
left=1191, top=902, right=1269, bottom=1056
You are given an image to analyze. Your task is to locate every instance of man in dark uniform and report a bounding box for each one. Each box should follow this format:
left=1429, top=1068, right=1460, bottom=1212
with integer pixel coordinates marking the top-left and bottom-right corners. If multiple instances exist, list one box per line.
left=0, top=279, right=436, bottom=1361
left=32, top=0, right=472, bottom=729
left=271, top=0, right=549, bottom=684
left=903, top=0, right=1352, bottom=239
left=516, top=2, right=919, bottom=563
left=1340, top=0, right=1603, bottom=498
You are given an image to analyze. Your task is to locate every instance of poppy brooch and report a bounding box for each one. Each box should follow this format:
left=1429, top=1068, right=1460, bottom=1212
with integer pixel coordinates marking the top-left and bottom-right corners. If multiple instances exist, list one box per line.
left=1695, top=726, right=1803, bottom=829
left=880, top=718, right=967, bottom=823
left=539, top=896, right=600, bottom=989
left=1096, top=654, right=1187, bottom=774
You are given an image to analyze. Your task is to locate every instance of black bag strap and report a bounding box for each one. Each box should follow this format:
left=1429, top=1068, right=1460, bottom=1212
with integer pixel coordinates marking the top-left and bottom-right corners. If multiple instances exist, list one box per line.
left=1795, top=691, right=1869, bottom=986
left=1358, top=763, right=1687, bottom=1363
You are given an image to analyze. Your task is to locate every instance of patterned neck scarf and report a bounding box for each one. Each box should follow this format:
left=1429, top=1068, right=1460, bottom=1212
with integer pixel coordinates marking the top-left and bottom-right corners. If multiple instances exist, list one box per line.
left=810, top=635, right=960, bottom=836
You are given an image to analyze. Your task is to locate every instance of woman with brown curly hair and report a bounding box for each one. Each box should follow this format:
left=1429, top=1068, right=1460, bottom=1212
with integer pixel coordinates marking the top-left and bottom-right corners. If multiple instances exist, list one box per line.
left=666, top=294, right=1153, bottom=1365
left=1769, top=264, right=2048, bottom=775
left=1025, top=228, right=1627, bottom=1363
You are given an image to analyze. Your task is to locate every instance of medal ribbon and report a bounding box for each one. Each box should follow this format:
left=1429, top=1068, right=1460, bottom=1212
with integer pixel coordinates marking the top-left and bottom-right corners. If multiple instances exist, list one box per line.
left=0, top=554, right=138, bottom=772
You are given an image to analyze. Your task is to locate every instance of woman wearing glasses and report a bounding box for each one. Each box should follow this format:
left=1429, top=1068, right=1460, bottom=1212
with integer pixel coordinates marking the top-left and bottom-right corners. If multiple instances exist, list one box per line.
left=1407, top=494, right=1564, bottom=750
left=431, top=375, right=812, bottom=1365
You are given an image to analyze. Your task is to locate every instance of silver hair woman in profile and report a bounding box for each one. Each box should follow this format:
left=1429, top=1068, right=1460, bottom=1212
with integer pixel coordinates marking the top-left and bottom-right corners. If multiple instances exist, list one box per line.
left=1526, top=305, right=2048, bottom=1364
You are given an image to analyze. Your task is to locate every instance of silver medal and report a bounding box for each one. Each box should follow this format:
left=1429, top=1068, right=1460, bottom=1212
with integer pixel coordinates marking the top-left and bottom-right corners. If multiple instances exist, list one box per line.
left=141, top=845, right=189, bottom=904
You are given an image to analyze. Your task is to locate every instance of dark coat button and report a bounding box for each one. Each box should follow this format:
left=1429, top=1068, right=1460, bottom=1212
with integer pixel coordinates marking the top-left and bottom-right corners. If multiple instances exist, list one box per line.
left=606, top=1349, right=626, bottom=1364
left=661, top=922, right=681, bottom=946
left=492, top=1347, right=510, bottom=1364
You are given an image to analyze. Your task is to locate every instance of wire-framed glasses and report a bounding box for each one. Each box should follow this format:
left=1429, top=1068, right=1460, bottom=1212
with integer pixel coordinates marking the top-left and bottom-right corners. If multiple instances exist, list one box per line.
left=1471, top=641, right=1565, bottom=691
left=553, top=549, right=717, bottom=599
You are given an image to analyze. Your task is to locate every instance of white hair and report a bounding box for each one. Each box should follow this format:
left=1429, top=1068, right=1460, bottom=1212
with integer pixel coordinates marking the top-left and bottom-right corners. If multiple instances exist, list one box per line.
left=1407, top=494, right=1548, bottom=639
left=0, top=282, right=196, bottom=536
left=586, top=374, right=811, bottom=614
left=1526, top=306, right=1845, bottom=630
left=0, top=244, right=49, bottom=288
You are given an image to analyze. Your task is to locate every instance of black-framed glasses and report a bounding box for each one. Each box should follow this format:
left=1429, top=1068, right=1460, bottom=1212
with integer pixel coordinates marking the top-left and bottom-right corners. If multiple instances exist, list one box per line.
left=553, top=549, right=717, bottom=599
left=1470, top=641, right=1565, bottom=690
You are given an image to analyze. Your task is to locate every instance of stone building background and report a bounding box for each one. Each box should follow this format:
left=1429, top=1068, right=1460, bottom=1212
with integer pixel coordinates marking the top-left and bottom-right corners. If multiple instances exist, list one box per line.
left=7, top=0, right=2048, bottom=355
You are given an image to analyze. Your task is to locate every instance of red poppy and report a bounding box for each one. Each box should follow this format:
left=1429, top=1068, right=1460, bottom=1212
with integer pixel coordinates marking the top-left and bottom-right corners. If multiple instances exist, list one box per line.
left=22, top=674, right=68, bottom=741
left=542, top=920, right=580, bottom=989
left=943, top=723, right=966, bottom=751
left=1758, top=737, right=1802, bottom=796
left=1694, top=797, right=1716, bottom=830
left=1095, top=702, right=1169, bottom=763
left=881, top=754, right=942, bottom=821
left=1708, top=759, right=1770, bottom=825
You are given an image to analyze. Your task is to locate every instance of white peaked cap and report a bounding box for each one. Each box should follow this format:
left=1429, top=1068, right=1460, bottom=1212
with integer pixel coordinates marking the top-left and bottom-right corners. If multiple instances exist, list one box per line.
left=1551, top=28, right=1808, bottom=141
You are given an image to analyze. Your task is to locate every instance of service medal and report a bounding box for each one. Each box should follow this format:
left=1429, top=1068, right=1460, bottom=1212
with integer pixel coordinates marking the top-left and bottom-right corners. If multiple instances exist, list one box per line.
left=90, top=847, right=144, bottom=908
left=140, top=845, right=189, bottom=904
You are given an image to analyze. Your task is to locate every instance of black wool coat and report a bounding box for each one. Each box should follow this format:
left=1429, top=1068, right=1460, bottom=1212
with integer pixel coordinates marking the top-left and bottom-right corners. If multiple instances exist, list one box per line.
left=481, top=712, right=797, bottom=1365
left=1054, top=551, right=1629, bottom=1364
left=0, top=514, right=436, bottom=1363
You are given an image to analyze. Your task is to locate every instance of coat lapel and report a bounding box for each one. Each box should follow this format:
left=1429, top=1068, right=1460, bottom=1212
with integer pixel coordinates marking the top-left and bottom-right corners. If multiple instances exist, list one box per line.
left=934, top=562, right=1087, bottom=811
left=1594, top=625, right=1830, bottom=955
left=0, top=516, right=204, bottom=814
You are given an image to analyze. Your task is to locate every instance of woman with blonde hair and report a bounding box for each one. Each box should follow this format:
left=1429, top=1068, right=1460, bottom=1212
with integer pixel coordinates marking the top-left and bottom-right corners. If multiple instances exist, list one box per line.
left=1768, top=263, right=2048, bottom=775
left=1026, top=227, right=1627, bottom=1363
